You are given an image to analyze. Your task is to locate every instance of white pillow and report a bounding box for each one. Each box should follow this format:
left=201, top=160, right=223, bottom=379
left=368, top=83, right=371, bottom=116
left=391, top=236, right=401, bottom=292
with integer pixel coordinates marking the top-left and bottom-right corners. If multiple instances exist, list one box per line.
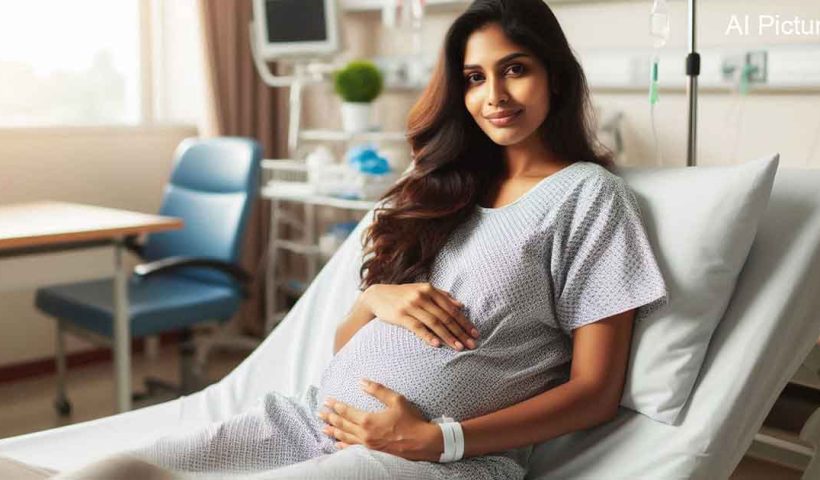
left=613, top=154, right=780, bottom=425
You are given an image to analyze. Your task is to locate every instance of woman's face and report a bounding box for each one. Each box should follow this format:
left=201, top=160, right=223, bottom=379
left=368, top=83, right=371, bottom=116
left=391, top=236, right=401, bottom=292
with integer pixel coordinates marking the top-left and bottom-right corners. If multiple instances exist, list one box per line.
left=462, top=22, right=551, bottom=147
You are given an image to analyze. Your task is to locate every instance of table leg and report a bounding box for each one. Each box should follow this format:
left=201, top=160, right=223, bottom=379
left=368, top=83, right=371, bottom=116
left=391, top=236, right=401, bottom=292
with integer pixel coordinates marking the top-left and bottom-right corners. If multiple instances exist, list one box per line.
left=113, top=238, right=132, bottom=412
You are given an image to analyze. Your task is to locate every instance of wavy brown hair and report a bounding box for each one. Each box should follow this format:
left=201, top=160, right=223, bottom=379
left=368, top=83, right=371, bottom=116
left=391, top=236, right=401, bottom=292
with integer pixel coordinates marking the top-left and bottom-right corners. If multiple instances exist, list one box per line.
left=358, top=0, right=614, bottom=291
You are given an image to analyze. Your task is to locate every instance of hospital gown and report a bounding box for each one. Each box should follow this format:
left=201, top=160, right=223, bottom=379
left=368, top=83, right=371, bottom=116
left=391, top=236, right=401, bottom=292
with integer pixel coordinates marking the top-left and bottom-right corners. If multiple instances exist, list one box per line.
left=127, top=160, right=669, bottom=479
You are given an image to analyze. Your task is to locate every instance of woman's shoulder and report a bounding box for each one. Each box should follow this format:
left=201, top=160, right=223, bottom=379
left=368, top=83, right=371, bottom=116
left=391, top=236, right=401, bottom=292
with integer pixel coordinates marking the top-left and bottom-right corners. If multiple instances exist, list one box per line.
left=549, top=161, right=643, bottom=230
left=569, top=161, right=630, bottom=198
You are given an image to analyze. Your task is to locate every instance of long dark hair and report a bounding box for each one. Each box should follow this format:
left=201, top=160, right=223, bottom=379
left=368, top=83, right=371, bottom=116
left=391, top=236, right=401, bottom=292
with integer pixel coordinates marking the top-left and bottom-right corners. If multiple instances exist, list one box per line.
left=359, top=0, right=614, bottom=290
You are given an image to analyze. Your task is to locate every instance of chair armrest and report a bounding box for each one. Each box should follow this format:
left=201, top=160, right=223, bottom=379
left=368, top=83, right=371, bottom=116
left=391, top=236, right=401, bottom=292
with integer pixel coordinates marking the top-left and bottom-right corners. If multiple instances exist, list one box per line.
left=134, top=256, right=252, bottom=298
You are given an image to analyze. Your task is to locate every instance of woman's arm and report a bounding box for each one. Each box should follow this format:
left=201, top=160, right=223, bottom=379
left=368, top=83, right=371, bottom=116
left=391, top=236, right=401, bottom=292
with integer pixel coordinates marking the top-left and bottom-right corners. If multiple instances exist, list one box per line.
left=333, top=283, right=478, bottom=354
left=459, top=308, right=635, bottom=457
left=333, top=289, right=377, bottom=354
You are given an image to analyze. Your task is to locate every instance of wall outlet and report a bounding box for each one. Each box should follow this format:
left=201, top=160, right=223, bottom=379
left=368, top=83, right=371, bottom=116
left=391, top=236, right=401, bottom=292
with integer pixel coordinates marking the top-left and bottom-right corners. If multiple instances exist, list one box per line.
left=746, top=51, right=768, bottom=83
left=721, top=50, right=768, bottom=84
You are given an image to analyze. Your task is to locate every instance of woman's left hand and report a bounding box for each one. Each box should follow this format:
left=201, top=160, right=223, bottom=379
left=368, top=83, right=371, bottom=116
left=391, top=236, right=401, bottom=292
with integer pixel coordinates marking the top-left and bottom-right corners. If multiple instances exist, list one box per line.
left=318, top=379, right=444, bottom=462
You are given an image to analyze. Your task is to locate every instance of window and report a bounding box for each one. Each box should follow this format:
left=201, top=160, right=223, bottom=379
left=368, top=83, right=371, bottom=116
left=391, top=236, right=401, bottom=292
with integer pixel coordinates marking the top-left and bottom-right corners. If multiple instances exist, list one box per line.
left=0, top=0, right=141, bottom=127
left=0, top=0, right=208, bottom=129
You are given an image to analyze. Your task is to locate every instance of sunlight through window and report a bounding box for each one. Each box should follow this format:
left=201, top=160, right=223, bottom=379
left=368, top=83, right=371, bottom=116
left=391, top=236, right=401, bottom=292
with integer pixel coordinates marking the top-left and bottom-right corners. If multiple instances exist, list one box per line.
left=0, top=0, right=140, bottom=127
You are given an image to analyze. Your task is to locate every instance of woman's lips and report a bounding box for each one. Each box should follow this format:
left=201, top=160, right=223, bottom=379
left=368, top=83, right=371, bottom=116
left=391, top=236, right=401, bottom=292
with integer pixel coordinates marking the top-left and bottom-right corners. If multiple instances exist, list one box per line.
left=486, top=109, right=522, bottom=127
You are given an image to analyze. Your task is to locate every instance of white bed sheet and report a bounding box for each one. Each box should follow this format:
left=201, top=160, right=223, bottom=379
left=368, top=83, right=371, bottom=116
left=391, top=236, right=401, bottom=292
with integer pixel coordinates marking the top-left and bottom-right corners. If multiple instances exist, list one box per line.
left=2, top=168, right=820, bottom=479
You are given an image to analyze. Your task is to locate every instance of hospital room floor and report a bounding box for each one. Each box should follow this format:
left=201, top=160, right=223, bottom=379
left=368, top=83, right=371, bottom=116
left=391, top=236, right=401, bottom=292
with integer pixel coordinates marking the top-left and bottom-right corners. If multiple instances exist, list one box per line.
left=0, top=346, right=806, bottom=479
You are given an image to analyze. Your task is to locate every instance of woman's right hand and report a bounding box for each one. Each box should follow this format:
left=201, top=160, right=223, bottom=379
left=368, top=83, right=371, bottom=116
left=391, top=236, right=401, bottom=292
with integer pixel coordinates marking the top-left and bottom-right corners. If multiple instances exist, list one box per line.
left=362, top=283, right=480, bottom=351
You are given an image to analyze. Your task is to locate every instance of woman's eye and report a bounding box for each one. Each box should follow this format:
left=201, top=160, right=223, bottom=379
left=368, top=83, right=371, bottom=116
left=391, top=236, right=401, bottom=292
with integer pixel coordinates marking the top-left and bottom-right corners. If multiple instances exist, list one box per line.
left=465, top=73, right=484, bottom=84
left=506, top=64, right=525, bottom=76
left=464, top=66, right=521, bottom=85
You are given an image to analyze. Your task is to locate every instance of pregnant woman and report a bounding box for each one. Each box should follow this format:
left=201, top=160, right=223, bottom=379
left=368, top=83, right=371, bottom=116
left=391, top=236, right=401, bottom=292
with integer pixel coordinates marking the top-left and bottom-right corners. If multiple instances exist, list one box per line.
left=39, top=0, right=668, bottom=478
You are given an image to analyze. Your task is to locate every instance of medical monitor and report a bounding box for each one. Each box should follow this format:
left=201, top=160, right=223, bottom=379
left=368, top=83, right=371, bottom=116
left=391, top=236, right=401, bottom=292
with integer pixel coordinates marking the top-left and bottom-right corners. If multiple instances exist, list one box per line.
left=252, top=0, right=341, bottom=59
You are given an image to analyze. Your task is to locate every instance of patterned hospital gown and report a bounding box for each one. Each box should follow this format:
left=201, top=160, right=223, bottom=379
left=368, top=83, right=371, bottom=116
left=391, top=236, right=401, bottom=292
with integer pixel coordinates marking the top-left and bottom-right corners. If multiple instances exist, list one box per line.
left=129, top=160, right=669, bottom=479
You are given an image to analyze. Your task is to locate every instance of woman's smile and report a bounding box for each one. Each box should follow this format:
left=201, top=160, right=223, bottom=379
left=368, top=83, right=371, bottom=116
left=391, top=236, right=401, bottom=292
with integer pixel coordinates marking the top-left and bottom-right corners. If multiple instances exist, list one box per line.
left=485, top=109, right=523, bottom=127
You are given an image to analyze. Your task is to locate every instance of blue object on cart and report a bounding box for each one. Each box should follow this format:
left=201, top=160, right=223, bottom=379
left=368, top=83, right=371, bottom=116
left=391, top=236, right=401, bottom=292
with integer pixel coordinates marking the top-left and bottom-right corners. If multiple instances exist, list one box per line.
left=346, top=145, right=391, bottom=175
left=326, top=221, right=358, bottom=238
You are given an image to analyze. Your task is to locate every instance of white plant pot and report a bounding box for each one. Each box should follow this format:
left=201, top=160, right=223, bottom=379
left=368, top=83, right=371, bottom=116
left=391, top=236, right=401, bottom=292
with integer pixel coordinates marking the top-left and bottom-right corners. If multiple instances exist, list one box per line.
left=340, top=102, right=373, bottom=133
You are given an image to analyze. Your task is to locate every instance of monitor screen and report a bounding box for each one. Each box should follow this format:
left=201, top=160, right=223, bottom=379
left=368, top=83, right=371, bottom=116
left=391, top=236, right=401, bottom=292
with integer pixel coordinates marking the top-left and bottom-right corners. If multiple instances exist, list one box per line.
left=265, top=0, right=328, bottom=43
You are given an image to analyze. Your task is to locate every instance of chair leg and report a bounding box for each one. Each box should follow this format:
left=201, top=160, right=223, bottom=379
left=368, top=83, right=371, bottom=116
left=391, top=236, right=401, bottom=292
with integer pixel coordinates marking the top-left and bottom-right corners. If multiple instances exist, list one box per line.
left=192, top=324, right=260, bottom=380
left=179, top=328, right=199, bottom=394
left=54, top=319, right=72, bottom=417
left=134, top=328, right=204, bottom=405
left=193, top=331, right=215, bottom=381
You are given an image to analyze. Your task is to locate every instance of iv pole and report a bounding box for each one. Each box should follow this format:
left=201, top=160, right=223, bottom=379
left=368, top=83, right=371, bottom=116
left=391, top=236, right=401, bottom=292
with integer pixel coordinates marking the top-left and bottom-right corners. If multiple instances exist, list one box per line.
left=685, top=0, right=699, bottom=167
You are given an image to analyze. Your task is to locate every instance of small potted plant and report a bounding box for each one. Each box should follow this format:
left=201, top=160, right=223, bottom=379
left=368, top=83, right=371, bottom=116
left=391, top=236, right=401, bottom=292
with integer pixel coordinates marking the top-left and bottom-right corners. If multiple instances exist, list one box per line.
left=333, top=60, right=384, bottom=133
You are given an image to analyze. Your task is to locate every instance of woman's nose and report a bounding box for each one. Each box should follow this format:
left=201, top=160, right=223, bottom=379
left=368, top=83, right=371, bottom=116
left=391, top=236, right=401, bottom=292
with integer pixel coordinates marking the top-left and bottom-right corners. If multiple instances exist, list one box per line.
left=487, top=78, right=510, bottom=107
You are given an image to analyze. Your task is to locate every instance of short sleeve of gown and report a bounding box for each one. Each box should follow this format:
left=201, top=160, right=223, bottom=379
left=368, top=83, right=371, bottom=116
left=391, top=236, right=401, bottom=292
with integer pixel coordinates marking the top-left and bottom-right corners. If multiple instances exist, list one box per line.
left=550, top=176, right=669, bottom=335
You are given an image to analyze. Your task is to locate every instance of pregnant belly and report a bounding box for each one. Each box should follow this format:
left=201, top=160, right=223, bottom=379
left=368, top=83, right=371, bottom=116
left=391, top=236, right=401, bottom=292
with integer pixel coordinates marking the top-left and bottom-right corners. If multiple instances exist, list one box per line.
left=316, top=319, right=565, bottom=421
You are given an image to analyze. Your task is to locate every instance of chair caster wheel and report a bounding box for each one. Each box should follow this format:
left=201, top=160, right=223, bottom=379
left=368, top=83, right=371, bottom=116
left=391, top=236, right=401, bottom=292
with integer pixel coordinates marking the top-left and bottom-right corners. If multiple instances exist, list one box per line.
left=55, top=398, right=72, bottom=417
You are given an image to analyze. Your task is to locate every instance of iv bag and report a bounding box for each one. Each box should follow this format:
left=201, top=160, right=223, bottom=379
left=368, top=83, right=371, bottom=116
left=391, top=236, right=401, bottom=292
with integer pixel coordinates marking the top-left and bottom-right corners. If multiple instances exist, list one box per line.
left=650, top=0, right=670, bottom=49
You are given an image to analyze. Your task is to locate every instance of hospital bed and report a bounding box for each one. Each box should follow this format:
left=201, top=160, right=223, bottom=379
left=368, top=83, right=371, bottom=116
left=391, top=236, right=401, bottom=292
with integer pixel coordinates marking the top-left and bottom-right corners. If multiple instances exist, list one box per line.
left=1, top=165, right=819, bottom=479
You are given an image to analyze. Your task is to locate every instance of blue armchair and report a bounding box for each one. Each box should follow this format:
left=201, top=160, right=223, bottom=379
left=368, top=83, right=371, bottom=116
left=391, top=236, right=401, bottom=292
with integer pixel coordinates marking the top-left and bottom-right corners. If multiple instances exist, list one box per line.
left=35, top=136, right=262, bottom=415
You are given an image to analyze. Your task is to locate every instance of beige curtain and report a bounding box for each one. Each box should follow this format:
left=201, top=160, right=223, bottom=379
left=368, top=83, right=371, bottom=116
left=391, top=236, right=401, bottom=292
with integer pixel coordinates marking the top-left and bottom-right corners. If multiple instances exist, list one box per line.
left=198, top=0, right=280, bottom=335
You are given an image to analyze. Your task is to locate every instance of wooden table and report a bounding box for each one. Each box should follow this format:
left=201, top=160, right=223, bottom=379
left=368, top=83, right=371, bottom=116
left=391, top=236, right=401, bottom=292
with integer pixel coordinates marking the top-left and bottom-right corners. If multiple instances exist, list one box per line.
left=0, top=201, right=183, bottom=413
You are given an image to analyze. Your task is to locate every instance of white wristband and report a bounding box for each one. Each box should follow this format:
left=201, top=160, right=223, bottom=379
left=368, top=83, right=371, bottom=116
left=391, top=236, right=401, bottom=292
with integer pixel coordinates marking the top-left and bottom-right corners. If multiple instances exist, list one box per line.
left=432, top=415, right=464, bottom=463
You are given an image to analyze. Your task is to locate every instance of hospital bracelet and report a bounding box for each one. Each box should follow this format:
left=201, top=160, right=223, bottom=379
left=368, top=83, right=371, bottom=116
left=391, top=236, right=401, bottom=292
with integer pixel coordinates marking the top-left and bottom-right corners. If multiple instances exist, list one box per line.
left=431, top=416, right=464, bottom=462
